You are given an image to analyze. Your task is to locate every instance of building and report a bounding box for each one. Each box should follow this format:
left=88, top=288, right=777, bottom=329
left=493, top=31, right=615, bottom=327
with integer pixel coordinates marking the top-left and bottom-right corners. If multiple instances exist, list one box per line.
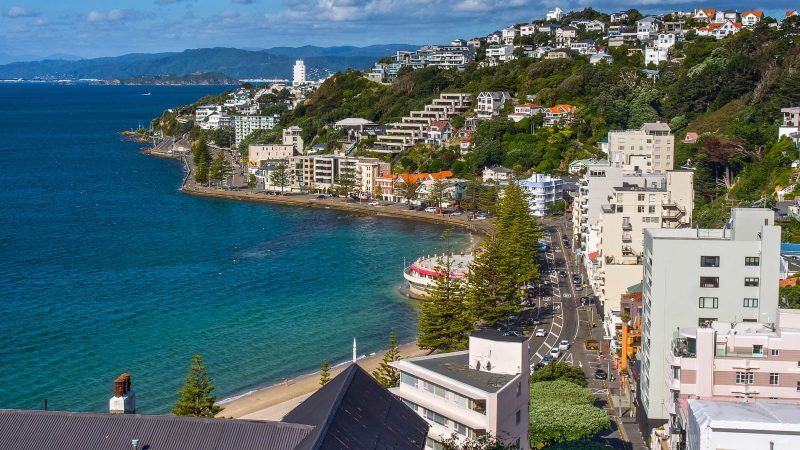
left=696, top=20, right=742, bottom=39
left=195, top=104, right=223, bottom=123
left=590, top=52, right=614, bottom=65
left=569, top=157, right=609, bottom=174
left=685, top=400, right=800, bottom=450
left=693, top=8, right=716, bottom=23
left=714, top=10, right=740, bottom=23
left=0, top=365, right=428, bottom=450
left=482, top=166, right=513, bottom=183
left=544, top=104, right=576, bottom=126
left=199, top=111, right=234, bottom=130
left=545, top=48, right=574, bottom=60
left=779, top=107, right=800, bottom=149
left=234, top=115, right=281, bottom=145
left=391, top=329, right=530, bottom=450
left=610, top=11, right=630, bottom=23
left=594, top=171, right=694, bottom=334
left=485, top=45, right=515, bottom=66
left=476, top=91, right=513, bottom=119
left=403, top=252, right=472, bottom=298
left=501, top=27, right=520, bottom=45
left=518, top=174, right=563, bottom=216
left=546, top=7, right=563, bottom=21
left=639, top=208, right=781, bottom=424
left=645, top=46, right=670, bottom=66
left=508, top=103, right=545, bottom=122
left=293, top=59, right=306, bottom=86
left=376, top=171, right=453, bottom=203
left=556, top=26, right=578, bottom=46
left=248, top=127, right=303, bottom=166
left=741, top=11, right=763, bottom=27
left=664, top=310, right=800, bottom=449
left=425, top=121, right=452, bottom=146
left=637, top=17, right=662, bottom=41
left=519, top=24, right=537, bottom=36
left=393, top=45, right=476, bottom=70
left=460, top=136, right=473, bottom=155
left=607, top=122, right=674, bottom=173
left=375, top=93, right=471, bottom=153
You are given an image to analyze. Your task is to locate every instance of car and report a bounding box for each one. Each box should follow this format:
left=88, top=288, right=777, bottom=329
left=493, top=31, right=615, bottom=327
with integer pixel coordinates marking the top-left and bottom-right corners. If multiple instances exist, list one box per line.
left=542, top=353, right=554, bottom=364
left=424, top=207, right=437, bottom=213
left=534, top=328, right=546, bottom=337
left=315, top=194, right=326, bottom=199
left=559, top=270, right=567, bottom=277
left=475, top=215, right=487, bottom=220
left=549, top=347, right=560, bottom=358
left=531, top=362, right=545, bottom=372
left=575, top=285, right=583, bottom=291
left=594, top=368, right=608, bottom=380
left=559, top=340, right=570, bottom=351
left=503, top=330, right=523, bottom=337
left=368, top=201, right=380, bottom=206
left=450, top=211, right=463, bottom=216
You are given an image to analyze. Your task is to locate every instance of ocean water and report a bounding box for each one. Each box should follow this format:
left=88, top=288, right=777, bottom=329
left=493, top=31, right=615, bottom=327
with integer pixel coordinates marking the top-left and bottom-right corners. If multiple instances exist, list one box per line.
left=0, top=83, right=470, bottom=414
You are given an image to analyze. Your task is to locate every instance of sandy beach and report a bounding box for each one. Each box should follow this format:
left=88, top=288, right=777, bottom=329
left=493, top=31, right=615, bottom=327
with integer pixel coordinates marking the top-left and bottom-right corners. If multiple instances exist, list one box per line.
left=218, top=341, right=429, bottom=420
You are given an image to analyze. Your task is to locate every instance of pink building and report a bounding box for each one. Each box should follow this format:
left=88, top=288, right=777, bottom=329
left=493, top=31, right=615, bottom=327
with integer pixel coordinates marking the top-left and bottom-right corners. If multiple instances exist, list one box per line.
left=664, top=309, right=800, bottom=449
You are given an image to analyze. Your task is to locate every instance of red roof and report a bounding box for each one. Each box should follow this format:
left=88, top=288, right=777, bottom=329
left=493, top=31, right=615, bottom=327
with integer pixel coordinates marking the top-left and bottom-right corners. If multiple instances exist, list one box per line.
left=428, top=120, right=450, bottom=130
left=549, top=104, right=576, bottom=114
left=789, top=10, right=800, bottom=17
left=698, top=8, right=716, bottom=17
left=518, top=103, right=542, bottom=108
left=587, top=251, right=599, bottom=261
left=462, top=136, right=473, bottom=142
left=780, top=277, right=799, bottom=288
left=742, top=11, right=763, bottom=17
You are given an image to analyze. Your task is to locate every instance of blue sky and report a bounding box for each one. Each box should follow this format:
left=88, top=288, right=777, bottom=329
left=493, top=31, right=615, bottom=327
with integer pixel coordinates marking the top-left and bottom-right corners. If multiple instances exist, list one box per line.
left=0, top=1, right=796, bottom=59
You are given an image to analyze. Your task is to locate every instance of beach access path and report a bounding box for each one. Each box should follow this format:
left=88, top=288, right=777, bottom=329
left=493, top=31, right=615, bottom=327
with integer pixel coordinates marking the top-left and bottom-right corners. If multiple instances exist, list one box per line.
left=218, top=342, right=428, bottom=420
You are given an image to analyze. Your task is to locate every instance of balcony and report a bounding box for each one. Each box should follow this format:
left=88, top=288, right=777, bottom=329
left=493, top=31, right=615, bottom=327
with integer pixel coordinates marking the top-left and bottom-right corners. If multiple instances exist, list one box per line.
left=601, top=204, right=615, bottom=214
left=622, top=221, right=633, bottom=231
left=672, top=335, right=696, bottom=358
left=622, top=232, right=632, bottom=242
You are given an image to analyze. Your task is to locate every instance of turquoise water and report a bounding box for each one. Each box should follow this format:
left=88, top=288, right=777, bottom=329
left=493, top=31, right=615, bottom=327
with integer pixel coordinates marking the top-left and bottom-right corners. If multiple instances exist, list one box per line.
left=0, top=83, right=470, bottom=414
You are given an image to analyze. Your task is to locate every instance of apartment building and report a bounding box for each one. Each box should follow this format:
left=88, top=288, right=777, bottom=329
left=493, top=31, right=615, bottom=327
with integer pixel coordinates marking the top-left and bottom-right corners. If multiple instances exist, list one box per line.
left=391, top=330, right=530, bottom=450
left=234, top=115, right=280, bottom=145
left=248, top=126, right=304, bottom=166
left=595, top=171, right=693, bottom=334
left=393, top=45, right=476, bottom=70
left=664, top=309, right=800, bottom=449
left=375, top=93, right=471, bottom=153
left=683, top=400, right=800, bottom=450
left=518, top=174, right=564, bottom=216
left=607, top=122, right=674, bottom=173
left=282, top=155, right=387, bottom=194
left=639, top=208, right=781, bottom=424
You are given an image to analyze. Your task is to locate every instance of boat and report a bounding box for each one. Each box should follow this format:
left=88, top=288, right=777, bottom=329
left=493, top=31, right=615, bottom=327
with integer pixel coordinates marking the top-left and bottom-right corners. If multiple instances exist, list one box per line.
left=141, top=92, right=151, bottom=96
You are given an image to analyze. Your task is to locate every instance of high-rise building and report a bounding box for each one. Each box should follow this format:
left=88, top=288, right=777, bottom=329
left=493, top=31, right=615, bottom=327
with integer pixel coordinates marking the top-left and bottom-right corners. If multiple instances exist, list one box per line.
left=639, top=208, right=780, bottom=424
left=293, top=59, right=306, bottom=85
left=607, top=122, right=674, bottom=173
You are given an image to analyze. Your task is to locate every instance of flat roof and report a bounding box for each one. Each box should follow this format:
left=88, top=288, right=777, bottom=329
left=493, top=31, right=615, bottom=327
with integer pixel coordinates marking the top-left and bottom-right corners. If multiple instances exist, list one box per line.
left=471, top=328, right=528, bottom=343
left=408, top=353, right=518, bottom=393
left=689, top=400, right=800, bottom=432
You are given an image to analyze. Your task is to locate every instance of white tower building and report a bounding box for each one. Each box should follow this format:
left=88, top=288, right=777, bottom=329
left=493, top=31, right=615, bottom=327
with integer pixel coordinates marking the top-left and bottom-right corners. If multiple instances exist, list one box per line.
left=293, top=59, right=306, bottom=86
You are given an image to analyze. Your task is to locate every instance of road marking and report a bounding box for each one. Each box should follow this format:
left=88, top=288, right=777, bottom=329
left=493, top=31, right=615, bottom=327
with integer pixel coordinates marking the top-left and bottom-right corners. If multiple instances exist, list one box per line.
left=552, top=322, right=562, bottom=329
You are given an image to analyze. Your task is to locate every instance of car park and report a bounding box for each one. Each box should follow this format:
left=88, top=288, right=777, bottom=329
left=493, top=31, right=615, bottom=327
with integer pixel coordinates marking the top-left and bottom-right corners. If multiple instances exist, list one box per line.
left=534, top=328, right=545, bottom=337
left=549, top=347, right=560, bottom=358
left=594, top=368, right=608, bottom=380
left=559, top=340, right=570, bottom=351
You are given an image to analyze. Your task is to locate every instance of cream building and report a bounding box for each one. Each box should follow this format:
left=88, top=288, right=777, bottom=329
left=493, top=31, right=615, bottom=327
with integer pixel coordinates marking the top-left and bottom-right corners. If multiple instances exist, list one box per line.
left=607, top=122, right=674, bottom=173
left=293, top=59, right=306, bottom=85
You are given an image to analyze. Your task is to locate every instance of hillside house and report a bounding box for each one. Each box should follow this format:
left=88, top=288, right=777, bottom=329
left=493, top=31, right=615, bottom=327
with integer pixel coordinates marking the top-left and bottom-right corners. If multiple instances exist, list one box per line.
left=741, top=11, right=763, bottom=26
left=544, top=104, right=576, bottom=126
left=556, top=26, right=578, bottom=46
left=476, top=91, right=513, bottom=119
left=546, top=7, right=563, bottom=21
left=425, top=121, right=452, bottom=146
left=696, top=20, right=742, bottom=39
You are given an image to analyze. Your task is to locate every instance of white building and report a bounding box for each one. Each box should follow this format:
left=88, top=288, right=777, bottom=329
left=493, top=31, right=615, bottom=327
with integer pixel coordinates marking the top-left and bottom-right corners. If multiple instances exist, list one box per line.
left=234, top=115, right=280, bottom=145
left=501, top=27, right=520, bottom=45
left=645, top=46, right=670, bottom=66
left=293, top=59, right=306, bottom=86
left=482, top=166, right=513, bottom=183
left=607, top=122, right=674, bottom=173
left=640, top=208, right=781, bottom=423
left=696, top=20, right=742, bottom=39
left=508, top=103, right=545, bottom=122
left=686, top=400, right=800, bottom=450
left=485, top=45, right=515, bottom=66
left=546, top=7, right=563, bottom=22
left=195, top=104, right=223, bottom=123
left=392, top=330, right=530, bottom=450
left=779, top=107, right=800, bottom=148
left=741, top=11, right=763, bottom=27
left=248, top=126, right=304, bottom=166
left=519, top=24, right=537, bottom=36
left=518, top=174, right=563, bottom=216
left=476, top=91, right=513, bottom=119
left=637, top=17, right=662, bottom=41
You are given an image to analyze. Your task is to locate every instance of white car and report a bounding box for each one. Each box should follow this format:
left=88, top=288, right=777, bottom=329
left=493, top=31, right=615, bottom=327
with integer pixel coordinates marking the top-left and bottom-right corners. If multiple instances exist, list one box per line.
left=368, top=201, right=380, bottom=206
left=475, top=215, right=487, bottom=220
left=450, top=211, right=463, bottom=216
left=559, top=340, right=570, bottom=351
left=549, top=347, right=560, bottom=358
left=534, top=328, right=546, bottom=337
left=424, top=207, right=437, bottom=213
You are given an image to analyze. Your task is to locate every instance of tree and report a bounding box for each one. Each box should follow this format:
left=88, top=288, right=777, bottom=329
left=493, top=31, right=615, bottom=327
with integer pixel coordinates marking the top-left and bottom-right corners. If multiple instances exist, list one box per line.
left=495, top=183, right=542, bottom=287
left=248, top=173, right=257, bottom=189
left=395, top=178, right=421, bottom=204
left=418, top=253, right=473, bottom=351
left=209, top=150, right=233, bottom=185
left=270, top=163, right=292, bottom=193
left=439, top=433, right=519, bottom=450
left=320, top=360, right=331, bottom=386
left=172, top=354, right=223, bottom=418
left=529, top=381, right=609, bottom=447
left=192, top=138, right=211, bottom=184
left=372, top=331, right=401, bottom=388
left=334, top=168, right=357, bottom=197
left=530, top=362, right=588, bottom=387
left=466, top=236, right=519, bottom=326
left=780, top=284, right=800, bottom=309
left=427, top=179, right=448, bottom=208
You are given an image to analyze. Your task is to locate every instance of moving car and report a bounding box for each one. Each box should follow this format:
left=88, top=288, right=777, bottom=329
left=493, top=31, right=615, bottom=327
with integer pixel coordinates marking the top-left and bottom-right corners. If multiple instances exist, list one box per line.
left=534, top=328, right=546, bottom=337
left=549, top=347, right=560, bottom=358
left=594, top=368, right=608, bottom=380
left=559, top=340, right=570, bottom=351
left=424, top=207, right=437, bottom=213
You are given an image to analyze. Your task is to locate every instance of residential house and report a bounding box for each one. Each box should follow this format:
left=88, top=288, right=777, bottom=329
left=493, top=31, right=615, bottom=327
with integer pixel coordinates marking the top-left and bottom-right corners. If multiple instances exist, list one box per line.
left=519, top=24, right=537, bottom=36
left=693, top=8, right=716, bottom=23
left=460, top=136, right=473, bottom=155
left=639, top=208, right=781, bottom=424
left=636, top=17, right=662, bottom=41
left=486, top=33, right=502, bottom=45
left=585, top=20, right=606, bottom=32
left=529, top=46, right=553, bottom=58
left=425, top=121, right=452, bottom=146
left=788, top=10, right=800, bottom=19
left=537, top=23, right=560, bottom=35
left=508, top=103, right=545, bottom=122
left=467, top=38, right=483, bottom=47
left=518, top=174, right=564, bottom=216
left=684, top=132, right=699, bottom=144
left=391, top=330, right=530, bottom=450
left=501, top=27, right=520, bottom=45
left=451, top=39, right=467, bottom=46
left=545, top=48, right=573, bottom=60
left=655, top=33, right=677, bottom=50
left=610, top=11, right=629, bottom=23
left=546, top=7, right=563, bottom=21
left=741, top=11, right=763, bottom=27
left=684, top=400, right=800, bottom=450
left=556, top=26, right=578, bottom=46
left=696, top=20, right=742, bottom=39
left=714, top=10, right=740, bottom=23
left=568, top=157, right=609, bottom=174
left=375, top=171, right=453, bottom=203
left=645, top=46, right=669, bottom=66
left=590, top=52, right=614, bottom=65
left=195, top=104, right=223, bottom=122
left=485, top=45, right=515, bottom=66
left=779, top=107, right=800, bottom=148
left=544, top=104, right=576, bottom=126
left=482, top=166, right=513, bottom=183
left=607, top=122, right=674, bottom=173
left=570, top=40, right=596, bottom=55
left=476, top=91, right=513, bottom=119
left=199, top=111, right=234, bottom=130
left=664, top=310, right=800, bottom=449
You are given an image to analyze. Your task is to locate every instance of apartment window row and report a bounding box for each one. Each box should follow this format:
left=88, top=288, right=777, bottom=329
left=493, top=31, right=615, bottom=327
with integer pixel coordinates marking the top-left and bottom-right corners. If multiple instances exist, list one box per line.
left=735, top=372, right=754, bottom=385
left=700, top=256, right=761, bottom=267
left=745, top=277, right=760, bottom=287
left=643, top=216, right=659, bottom=223
left=401, top=372, right=486, bottom=414
left=744, top=298, right=759, bottom=308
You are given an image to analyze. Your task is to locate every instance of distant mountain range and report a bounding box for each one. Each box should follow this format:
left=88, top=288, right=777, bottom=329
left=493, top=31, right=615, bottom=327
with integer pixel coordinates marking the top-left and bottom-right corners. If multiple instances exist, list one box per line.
left=0, top=45, right=418, bottom=81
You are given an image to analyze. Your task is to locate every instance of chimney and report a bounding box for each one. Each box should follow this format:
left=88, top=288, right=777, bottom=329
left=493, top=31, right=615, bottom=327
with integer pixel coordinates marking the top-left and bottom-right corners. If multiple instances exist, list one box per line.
left=131, top=439, right=140, bottom=450
left=109, top=373, right=136, bottom=414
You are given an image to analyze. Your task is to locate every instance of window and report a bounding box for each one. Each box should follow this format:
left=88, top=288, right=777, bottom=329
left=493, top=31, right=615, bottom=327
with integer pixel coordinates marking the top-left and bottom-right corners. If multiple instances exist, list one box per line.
left=745, top=277, right=760, bottom=287
left=516, top=410, right=521, bottom=424
left=700, top=277, right=719, bottom=288
left=753, top=345, right=764, bottom=356
left=744, top=298, right=759, bottom=308
left=425, top=409, right=448, bottom=426
left=638, top=205, right=645, bottom=213
left=638, top=194, right=645, bottom=201
left=402, top=399, right=418, bottom=411
left=423, top=381, right=446, bottom=398
left=770, top=373, right=780, bottom=385
left=699, top=297, right=718, bottom=308
left=745, top=257, right=760, bottom=266
left=649, top=205, right=656, bottom=214
left=401, top=373, right=417, bottom=387
left=453, top=393, right=468, bottom=407
left=454, top=422, right=467, bottom=436
left=771, top=349, right=780, bottom=356
left=796, top=381, right=800, bottom=392
left=735, top=372, right=754, bottom=384
left=701, top=256, right=720, bottom=267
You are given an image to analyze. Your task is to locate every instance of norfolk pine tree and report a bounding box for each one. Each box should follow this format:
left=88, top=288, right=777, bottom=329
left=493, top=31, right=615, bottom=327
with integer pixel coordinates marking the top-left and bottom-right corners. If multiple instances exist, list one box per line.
left=372, top=331, right=401, bottom=388
left=319, top=359, right=331, bottom=386
left=172, top=354, right=223, bottom=418
left=418, top=253, right=473, bottom=351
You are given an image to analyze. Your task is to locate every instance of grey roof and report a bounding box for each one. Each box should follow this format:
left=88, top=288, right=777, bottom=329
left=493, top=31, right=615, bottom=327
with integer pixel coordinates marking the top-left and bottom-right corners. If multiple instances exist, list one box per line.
left=0, top=410, right=313, bottom=450
left=410, top=352, right=518, bottom=393
left=641, top=122, right=671, bottom=132
left=283, top=364, right=427, bottom=450
left=487, top=166, right=513, bottom=173
left=472, top=328, right=528, bottom=343
left=689, top=400, right=800, bottom=432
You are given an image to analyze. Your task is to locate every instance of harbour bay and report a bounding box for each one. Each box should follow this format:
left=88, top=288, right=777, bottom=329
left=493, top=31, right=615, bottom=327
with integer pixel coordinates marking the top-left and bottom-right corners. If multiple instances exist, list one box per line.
left=0, top=83, right=470, bottom=414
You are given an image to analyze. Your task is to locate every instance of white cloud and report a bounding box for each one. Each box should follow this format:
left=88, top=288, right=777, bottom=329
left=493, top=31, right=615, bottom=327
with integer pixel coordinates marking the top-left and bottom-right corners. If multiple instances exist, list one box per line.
left=86, top=9, right=150, bottom=24
left=4, top=6, right=39, bottom=18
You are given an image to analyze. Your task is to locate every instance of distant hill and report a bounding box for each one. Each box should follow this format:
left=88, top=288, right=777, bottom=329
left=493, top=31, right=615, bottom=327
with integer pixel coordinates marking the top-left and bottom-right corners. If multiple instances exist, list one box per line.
left=0, top=46, right=418, bottom=81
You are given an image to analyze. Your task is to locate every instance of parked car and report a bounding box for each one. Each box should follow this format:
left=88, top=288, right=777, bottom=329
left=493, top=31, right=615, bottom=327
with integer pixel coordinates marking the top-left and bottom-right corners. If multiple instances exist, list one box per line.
left=315, top=194, right=326, bottom=199
left=559, top=340, right=570, bottom=351
left=503, top=330, right=523, bottom=337
left=531, top=362, right=545, bottom=372
left=575, top=285, right=583, bottom=291
left=542, top=353, right=554, bottom=364
left=368, top=201, right=380, bottom=206
left=549, top=347, right=560, bottom=358
left=475, top=215, right=487, bottom=220
left=450, top=211, right=463, bottom=216
left=594, top=368, right=608, bottom=380
left=534, top=328, right=546, bottom=337
left=424, top=207, right=437, bottom=213
left=559, top=270, right=567, bottom=277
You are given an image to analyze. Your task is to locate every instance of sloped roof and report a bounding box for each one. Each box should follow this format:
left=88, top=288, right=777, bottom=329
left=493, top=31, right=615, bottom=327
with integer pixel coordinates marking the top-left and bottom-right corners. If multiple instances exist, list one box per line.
left=0, top=410, right=313, bottom=450
left=742, top=11, right=763, bottom=17
left=283, top=364, right=428, bottom=450
left=549, top=104, right=577, bottom=114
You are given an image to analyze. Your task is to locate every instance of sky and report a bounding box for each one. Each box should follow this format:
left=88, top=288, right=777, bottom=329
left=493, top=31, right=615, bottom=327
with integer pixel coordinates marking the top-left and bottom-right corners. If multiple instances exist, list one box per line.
left=0, top=0, right=797, bottom=60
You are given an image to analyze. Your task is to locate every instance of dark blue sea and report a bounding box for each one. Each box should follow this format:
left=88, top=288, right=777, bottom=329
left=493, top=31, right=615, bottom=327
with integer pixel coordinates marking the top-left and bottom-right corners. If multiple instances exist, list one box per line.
left=0, top=83, right=470, bottom=413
